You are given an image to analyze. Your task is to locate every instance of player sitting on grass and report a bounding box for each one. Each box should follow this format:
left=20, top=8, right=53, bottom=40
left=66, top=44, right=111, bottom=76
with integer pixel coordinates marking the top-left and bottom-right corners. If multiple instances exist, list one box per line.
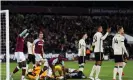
left=64, top=67, right=86, bottom=79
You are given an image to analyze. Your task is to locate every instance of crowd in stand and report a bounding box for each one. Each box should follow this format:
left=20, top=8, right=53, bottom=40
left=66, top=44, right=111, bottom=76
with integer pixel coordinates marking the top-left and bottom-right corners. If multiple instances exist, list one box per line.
left=9, top=14, right=133, bottom=57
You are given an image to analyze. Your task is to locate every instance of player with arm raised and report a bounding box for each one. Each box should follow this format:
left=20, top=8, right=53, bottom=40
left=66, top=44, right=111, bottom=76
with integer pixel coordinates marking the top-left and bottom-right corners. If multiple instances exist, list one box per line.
left=78, top=33, right=88, bottom=72
left=33, top=32, right=44, bottom=66
left=112, top=26, right=129, bottom=80
left=89, top=26, right=111, bottom=80
left=10, top=29, right=29, bottom=80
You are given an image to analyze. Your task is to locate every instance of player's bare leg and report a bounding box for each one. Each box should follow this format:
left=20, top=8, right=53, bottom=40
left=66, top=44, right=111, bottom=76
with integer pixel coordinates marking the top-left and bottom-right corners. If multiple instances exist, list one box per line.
left=122, top=59, right=127, bottom=75
left=11, top=61, right=26, bottom=80
left=10, top=62, right=22, bottom=79
left=21, top=61, right=26, bottom=80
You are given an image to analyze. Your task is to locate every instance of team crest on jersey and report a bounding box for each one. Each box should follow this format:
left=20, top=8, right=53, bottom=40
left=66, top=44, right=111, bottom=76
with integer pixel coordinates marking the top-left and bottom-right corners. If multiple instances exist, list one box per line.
left=38, top=42, right=43, bottom=45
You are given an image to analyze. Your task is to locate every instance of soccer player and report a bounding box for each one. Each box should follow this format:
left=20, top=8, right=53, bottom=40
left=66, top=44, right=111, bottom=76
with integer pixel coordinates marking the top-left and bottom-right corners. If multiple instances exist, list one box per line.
left=117, top=33, right=128, bottom=76
left=121, top=33, right=128, bottom=75
left=112, top=26, right=129, bottom=80
left=33, top=32, right=44, bottom=66
left=26, top=36, right=35, bottom=72
left=38, top=54, right=66, bottom=80
left=89, top=26, right=111, bottom=80
left=27, top=64, right=41, bottom=80
left=10, top=29, right=29, bottom=80
left=64, top=67, right=86, bottom=79
left=38, top=59, right=54, bottom=80
left=78, top=33, right=88, bottom=72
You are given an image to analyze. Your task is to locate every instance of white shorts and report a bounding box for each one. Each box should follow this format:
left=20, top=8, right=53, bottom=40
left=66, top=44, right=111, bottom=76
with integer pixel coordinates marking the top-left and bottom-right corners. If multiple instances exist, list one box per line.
left=35, top=53, right=43, bottom=62
left=15, top=52, right=26, bottom=62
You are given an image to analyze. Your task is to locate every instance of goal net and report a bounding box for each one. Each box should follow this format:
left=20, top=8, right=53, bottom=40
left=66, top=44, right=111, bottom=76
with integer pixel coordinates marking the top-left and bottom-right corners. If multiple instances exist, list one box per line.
left=0, top=10, right=10, bottom=80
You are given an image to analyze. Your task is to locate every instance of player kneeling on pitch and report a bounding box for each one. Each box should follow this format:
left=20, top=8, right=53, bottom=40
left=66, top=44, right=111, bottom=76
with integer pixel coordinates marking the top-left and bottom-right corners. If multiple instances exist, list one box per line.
left=112, top=26, right=129, bottom=80
left=38, top=54, right=66, bottom=80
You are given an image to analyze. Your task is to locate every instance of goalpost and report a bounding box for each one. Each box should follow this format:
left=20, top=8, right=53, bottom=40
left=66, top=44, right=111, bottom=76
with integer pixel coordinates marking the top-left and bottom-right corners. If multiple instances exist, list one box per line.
left=0, top=10, right=10, bottom=80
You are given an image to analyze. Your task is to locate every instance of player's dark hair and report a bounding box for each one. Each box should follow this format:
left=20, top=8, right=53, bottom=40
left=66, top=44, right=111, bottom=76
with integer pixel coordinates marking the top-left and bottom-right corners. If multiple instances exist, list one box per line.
left=82, top=32, right=87, bottom=37
left=117, top=26, right=123, bottom=32
left=97, top=25, right=102, bottom=30
left=27, top=35, right=33, bottom=43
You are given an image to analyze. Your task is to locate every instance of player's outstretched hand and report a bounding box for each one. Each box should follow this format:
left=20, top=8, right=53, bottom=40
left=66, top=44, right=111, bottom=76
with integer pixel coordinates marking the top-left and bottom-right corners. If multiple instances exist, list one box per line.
left=107, top=27, right=111, bottom=32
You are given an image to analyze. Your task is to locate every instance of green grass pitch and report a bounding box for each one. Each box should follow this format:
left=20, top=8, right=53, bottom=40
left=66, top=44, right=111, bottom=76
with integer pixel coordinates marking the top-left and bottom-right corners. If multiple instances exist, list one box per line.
left=1, top=60, right=133, bottom=80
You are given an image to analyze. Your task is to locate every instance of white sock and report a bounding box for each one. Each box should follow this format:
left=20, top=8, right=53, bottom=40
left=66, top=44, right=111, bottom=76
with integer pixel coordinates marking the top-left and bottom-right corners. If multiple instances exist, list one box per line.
left=113, top=66, right=118, bottom=79
left=123, top=62, right=126, bottom=69
left=79, top=63, right=84, bottom=72
left=21, top=75, right=25, bottom=80
left=10, top=72, right=13, bottom=77
left=26, top=64, right=29, bottom=69
left=90, top=65, right=96, bottom=77
left=95, top=65, right=101, bottom=79
left=118, top=66, right=123, bottom=80
left=79, top=68, right=84, bottom=72
left=33, top=64, right=35, bottom=67
left=36, top=75, right=39, bottom=80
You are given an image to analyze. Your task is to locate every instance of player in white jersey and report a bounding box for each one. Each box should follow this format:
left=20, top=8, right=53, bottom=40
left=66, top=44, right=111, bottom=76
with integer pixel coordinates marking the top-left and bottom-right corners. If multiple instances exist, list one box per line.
left=64, top=68, right=86, bottom=79
left=89, top=26, right=111, bottom=80
left=78, top=33, right=88, bottom=72
left=112, top=26, right=129, bottom=80
left=26, top=36, right=35, bottom=72
left=116, top=33, right=128, bottom=76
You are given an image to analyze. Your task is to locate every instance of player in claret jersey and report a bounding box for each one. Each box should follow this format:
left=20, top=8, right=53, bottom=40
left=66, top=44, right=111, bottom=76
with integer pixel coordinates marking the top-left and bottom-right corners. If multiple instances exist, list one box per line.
left=33, top=32, right=44, bottom=66
left=37, top=54, right=66, bottom=80
left=10, top=29, right=29, bottom=80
